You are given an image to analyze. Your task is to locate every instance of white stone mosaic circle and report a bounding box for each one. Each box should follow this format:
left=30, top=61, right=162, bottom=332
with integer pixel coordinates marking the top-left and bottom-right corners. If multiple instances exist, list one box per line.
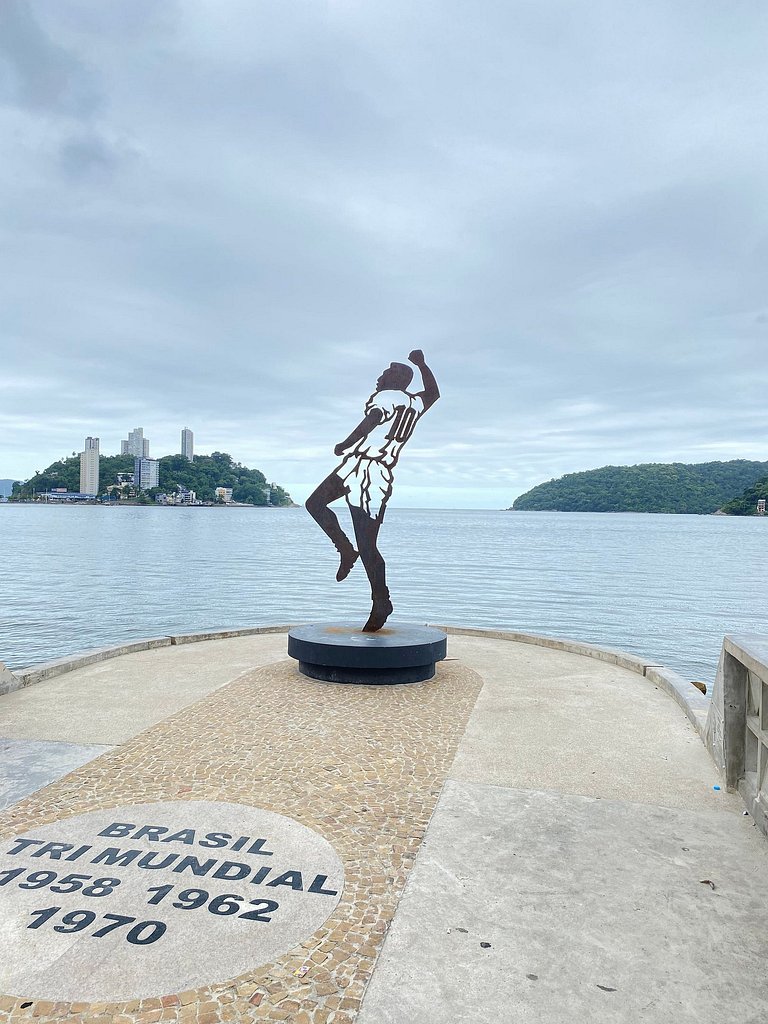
left=0, top=801, right=344, bottom=1002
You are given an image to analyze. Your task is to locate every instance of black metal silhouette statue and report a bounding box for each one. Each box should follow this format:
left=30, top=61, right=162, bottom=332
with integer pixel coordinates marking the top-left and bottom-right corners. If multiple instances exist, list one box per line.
left=306, top=350, right=440, bottom=632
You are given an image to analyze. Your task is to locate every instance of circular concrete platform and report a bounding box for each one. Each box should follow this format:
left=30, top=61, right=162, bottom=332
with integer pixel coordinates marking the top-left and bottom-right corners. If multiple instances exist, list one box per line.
left=287, top=622, right=447, bottom=684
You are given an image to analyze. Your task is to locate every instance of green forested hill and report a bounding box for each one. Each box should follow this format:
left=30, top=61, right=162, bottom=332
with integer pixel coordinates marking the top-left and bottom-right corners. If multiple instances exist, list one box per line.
left=12, top=455, right=134, bottom=497
left=11, top=452, right=293, bottom=506
left=153, top=453, right=292, bottom=505
left=511, top=461, right=768, bottom=514
left=719, top=476, right=768, bottom=516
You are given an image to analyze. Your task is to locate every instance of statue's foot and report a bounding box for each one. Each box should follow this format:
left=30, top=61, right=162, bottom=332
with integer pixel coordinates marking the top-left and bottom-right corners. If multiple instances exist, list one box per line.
left=362, top=596, right=393, bottom=633
left=336, top=545, right=359, bottom=582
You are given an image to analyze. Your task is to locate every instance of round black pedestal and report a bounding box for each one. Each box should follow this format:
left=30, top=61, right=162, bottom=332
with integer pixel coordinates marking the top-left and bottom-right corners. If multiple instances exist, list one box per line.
left=287, top=623, right=447, bottom=685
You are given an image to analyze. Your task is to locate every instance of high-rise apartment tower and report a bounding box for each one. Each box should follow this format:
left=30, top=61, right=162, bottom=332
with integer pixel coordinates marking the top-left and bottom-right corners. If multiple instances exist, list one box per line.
left=181, top=427, right=194, bottom=461
left=121, top=427, right=149, bottom=458
left=80, top=437, right=100, bottom=495
left=134, top=457, right=160, bottom=491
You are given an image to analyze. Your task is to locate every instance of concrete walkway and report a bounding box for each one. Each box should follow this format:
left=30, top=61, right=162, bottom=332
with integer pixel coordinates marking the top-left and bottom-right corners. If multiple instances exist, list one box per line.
left=359, top=636, right=766, bottom=1024
left=0, top=629, right=765, bottom=1023
left=0, top=634, right=288, bottom=810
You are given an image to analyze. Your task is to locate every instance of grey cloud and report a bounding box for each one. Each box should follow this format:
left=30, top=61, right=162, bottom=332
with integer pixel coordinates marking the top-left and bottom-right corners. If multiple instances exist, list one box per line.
left=57, top=130, right=133, bottom=180
left=0, top=0, right=99, bottom=116
left=0, top=1, right=767, bottom=507
left=0, top=2, right=141, bottom=185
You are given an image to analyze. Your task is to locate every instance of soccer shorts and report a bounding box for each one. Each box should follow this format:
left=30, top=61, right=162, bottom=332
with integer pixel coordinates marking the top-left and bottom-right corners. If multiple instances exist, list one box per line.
left=337, top=456, right=393, bottom=518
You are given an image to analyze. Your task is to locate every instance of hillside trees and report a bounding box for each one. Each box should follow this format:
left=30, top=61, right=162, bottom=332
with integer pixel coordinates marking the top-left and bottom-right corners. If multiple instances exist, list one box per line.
left=719, top=477, right=768, bottom=516
left=511, top=461, right=768, bottom=514
left=11, top=452, right=293, bottom=506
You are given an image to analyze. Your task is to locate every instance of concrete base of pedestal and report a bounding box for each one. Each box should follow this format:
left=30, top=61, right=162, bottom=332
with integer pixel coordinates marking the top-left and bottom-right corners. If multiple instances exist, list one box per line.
left=287, top=622, right=447, bottom=684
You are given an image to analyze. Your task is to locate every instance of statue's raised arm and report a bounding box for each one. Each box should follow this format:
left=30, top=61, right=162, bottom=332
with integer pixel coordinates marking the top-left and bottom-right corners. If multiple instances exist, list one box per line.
left=409, top=349, right=440, bottom=411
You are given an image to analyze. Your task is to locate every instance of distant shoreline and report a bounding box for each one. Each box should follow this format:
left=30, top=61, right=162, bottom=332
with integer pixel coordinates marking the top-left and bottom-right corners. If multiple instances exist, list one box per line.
left=1, top=501, right=298, bottom=509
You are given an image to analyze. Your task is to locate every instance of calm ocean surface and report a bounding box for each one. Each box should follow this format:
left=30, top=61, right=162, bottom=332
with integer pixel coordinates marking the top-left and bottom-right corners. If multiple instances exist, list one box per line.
left=0, top=505, right=765, bottom=681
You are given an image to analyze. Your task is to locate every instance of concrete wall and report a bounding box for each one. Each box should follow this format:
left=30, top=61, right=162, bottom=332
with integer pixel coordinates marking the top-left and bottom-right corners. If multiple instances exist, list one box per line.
left=1, top=622, right=716, bottom=737
left=0, top=660, right=20, bottom=697
left=1, top=624, right=713, bottom=751
left=0, top=626, right=292, bottom=695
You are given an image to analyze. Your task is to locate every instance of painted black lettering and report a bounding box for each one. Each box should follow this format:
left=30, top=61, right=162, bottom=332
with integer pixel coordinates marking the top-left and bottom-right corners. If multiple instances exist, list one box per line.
left=266, top=871, right=303, bottom=891
left=32, top=843, right=74, bottom=860
left=212, top=861, right=250, bottom=881
left=92, top=847, right=141, bottom=867
left=247, top=838, right=273, bottom=857
left=65, top=845, right=92, bottom=862
left=308, top=874, right=339, bottom=896
left=98, top=823, right=135, bottom=839
left=133, top=826, right=169, bottom=842
left=200, top=832, right=232, bottom=849
left=228, top=835, right=249, bottom=852
left=127, top=920, right=166, bottom=945
left=138, top=852, right=179, bottom=870
left=172, top=855, right=215, bottom=876
left=162, top=829, right=195, bottom=845
left=250, top=867, right=272, bottom=885
left=6, top=839, right=43, bottom=856
left=239, top=899, right=279, bottom=922
left=92, top=913, right=135, bottom=938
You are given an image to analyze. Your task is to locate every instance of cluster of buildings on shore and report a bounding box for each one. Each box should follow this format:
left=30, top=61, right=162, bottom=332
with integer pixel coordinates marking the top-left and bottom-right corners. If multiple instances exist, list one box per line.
left=19, top=427, right=272, bottom=506
left=77, top=427, right=194, bottom=499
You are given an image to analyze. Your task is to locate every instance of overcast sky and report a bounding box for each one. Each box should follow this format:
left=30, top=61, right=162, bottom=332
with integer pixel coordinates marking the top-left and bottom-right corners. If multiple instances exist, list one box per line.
left=1, top=1, right=766, bottom=508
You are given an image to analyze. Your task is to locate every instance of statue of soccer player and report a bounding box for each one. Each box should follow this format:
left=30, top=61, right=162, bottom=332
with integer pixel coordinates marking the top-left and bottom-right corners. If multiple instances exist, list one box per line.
left=306, top=350, right=440, bottom=632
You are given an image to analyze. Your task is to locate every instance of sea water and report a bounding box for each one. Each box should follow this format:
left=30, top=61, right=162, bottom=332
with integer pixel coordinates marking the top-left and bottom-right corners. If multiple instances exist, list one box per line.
left=1, top=505, right=765, bottom=681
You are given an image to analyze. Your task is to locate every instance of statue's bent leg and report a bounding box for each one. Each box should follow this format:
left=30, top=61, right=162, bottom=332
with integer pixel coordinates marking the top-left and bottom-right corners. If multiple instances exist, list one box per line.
left=305, top=472, right=359, bottom=581
left=349, top=503, right=393, bottom=632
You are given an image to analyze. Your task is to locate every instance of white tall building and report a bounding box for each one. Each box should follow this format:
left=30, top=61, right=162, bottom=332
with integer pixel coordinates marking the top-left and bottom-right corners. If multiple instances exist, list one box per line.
left=181, top=427, right=194, bottom=461
left=134, top=457, right=160, bottom=491
left=80, top=437, right=100, bottom=496
left=121, top=427, right=149, bottom=458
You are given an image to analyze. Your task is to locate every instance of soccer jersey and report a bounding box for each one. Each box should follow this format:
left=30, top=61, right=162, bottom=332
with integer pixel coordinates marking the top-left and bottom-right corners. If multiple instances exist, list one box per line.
left=353, top=389, right=425, bottom=469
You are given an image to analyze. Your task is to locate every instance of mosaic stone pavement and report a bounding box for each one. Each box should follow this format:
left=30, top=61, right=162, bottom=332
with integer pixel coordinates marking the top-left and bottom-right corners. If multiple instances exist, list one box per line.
left=0, top=659, right=483, bottom=1023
